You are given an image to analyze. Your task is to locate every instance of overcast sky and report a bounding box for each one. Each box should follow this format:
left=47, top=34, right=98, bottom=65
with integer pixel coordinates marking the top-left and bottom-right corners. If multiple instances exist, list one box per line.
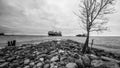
left=0, top=0, right=120, bottom=36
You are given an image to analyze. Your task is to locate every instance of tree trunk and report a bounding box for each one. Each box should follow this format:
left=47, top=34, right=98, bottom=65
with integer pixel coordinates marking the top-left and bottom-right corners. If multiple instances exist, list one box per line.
left=82, top=31, right=90, bottom=54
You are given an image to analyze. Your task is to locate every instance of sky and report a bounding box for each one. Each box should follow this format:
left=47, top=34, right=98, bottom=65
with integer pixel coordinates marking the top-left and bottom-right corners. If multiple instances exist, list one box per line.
left=0, top=0, right=120, bottom=36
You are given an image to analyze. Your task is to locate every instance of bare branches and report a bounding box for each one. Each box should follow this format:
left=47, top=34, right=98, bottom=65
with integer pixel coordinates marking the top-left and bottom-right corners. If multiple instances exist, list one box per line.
left=76, top=0, right=115, bottom=33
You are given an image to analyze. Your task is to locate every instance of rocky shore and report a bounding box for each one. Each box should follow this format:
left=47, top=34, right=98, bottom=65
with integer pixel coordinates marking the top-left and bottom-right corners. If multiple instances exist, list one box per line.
left=0, top=39, right=120, bottom=68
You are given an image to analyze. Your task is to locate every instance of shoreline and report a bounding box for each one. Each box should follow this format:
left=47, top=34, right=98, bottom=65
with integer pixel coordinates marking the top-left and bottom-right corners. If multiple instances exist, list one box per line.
left=0, top=38, right=120, bottom=54
left=0, top=39, right=120, bottom=68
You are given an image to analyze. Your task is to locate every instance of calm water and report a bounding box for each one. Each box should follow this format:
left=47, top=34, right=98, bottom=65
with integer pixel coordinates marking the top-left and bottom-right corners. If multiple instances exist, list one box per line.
left=0, top=35, right=120, bottom=48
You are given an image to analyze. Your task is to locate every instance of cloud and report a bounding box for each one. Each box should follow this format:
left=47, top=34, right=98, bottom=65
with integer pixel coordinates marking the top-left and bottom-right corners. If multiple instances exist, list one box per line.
left=0, top=0, right=120, bottom=36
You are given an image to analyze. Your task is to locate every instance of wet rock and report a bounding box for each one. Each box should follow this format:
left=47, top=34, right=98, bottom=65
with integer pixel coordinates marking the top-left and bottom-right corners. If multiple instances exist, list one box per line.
left=50, top=63, right=58, bottom=68
left=50, top=56, right=59, bottom=62
left=24, top=59, right=30, bottom=64
left=104, top=61, right=120, bottom=68
left=24, top=65, right=30, bottom=68
left=29, top=62, right=35, bottom=66
left=39, top=58, right=44, bottom=62
left=89, top=54, right=99, bottom=60
left=81, top=54, right=90, bottom=67
left=73, top=53, right=80, bottom=59
left=0, top=59, right=5, bottom=63
left=101, top=56, right=120, bottom=63
left=36, top=62, right=43, bottom=67
left=0, top=62, right=9, bottom=68
left=66, top=63, right=78, bottom=68
left=91, top=60, right=104, bottom=67
left=44, top=64, right=50, bottom=68
left=75, top=58, right=84, bottom=68
left=59, top=50, right=65, bottom=53
left=7, top=57, right=16, bottom=62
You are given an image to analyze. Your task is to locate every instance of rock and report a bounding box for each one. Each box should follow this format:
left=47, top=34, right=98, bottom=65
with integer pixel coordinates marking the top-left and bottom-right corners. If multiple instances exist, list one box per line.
left=91, top=60, right=104, bottom=67
left=39, top=58, right=44, bottom=62
left=81, top=54, right=90, bottom=67
left=0, top=59, right=5, bottom=63
left=7, top=57, right=15, bottom=62
left=44, top=64, right=50, bottom=68
left=101, top=56, right=120, bottom=63
left=24, top=65, right=30, bottom=68
left=89, top=54, right=99, bottom=60
left=104, top=61, right=120, bottom=68
left=36, top=62, right=43, bottom=67
left=0, top=62, right=9, bottom=68
left=50, top=63, right=58, bottom=68
left=73, top=53, right=80, bottom=59
left=50, top=56, right=59, bottom=62
left=75, top=58, right=84, bottom=68
left=66, top=63, right=78, bottom=68
left=24, top=59, right=30, bottom=64
left=59, top=50, right=65, bottom=53
left=29, top=62, right=35, bottom=66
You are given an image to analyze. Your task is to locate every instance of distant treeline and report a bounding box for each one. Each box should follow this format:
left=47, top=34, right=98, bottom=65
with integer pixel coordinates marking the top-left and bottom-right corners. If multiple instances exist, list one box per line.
left=0, top=33, right=5, bottom=35
left=76, top=34, right=86, bottom=37
left=48, top=31, right=62, bottom=36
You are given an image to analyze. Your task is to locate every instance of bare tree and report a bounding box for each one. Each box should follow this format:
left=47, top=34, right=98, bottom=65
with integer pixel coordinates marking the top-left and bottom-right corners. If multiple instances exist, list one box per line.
left=75, top=0, right=116, bottom=53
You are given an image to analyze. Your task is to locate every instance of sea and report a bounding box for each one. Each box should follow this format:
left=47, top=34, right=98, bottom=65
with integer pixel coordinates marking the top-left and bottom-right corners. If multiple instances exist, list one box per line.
left=0, top=35, right=120, bottom=46
left=0, top=35, right=120, bottom=51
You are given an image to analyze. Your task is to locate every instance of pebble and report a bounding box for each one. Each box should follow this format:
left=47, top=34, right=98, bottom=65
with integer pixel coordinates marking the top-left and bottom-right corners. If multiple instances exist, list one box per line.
left=91, top=60, right=103, bottom=67
left=39, top=58, right=44, bottom=62
left=24, top=59, right=30, bottom=64
left=0, top=62, right=9, bottom=68
left=50, top=56, right=59, bottom=62
left=66, top=63, right=77, bottom=68
left=0, top=39, right=120, bottom=68
left=29, top=62, right=35, bottom=66
left=36, top=62, right=43, bottom=67
left=44, top=64, right=50, bottom=68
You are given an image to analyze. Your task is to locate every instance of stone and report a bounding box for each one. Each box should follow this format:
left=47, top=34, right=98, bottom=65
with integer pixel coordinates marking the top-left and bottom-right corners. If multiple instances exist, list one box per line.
left=101, top=56, right=120, bottom=63
left=75, top=58, right=84, bottom=68
left=24, top=59, right=30, bottom=64
left=50, top=56, right=59, bottom=62
left=103, top=61, right=120, bottom=68
left=36, top=62, right=43, bottom=67
left=81, top=54, right=90, bottom=66
left=66, top=63, right=78, bottom=68
left=50, top=63, right=58, bottom=68
left=29, top=62, right=35, bottom=66
left=7, top=57, right=15, bottom=62
left=24, top=65, right=30, bottom=68
left=91, top=60, right=104, bottom=67
left=89, top=54, right=99, bottom=60
left=73, top=53, right=80, bottom=59
left=39, top=58, right=44, bottom=62
left=59, top=50, right=65, bottom=53
left=0, top=59, right=5, bottom=63
left=0, top=62, right=9, bottom=68
left=44, top=64, right=50, bottom=68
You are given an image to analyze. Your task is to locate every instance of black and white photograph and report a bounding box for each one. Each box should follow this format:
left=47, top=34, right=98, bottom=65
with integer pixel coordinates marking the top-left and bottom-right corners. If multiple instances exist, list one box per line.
left=0, top=0, right=120, bottom=68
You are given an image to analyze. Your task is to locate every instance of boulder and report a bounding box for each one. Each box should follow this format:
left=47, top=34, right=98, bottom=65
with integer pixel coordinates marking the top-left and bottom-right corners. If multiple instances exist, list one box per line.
left=66, top=63, right=78, bottom=68
left=103, top=61, right=120, bottom=68
left=44, top=64, right=50, bottom=68
left=81, top=54, right=90, bottom=66
left=75, top=58, right=84, bottom=68
left=0, top=62, right=9, bottom=68
left=101, top=56, right=120, bottom=63
left=36, top=62, right=43, bottom=67
left=91, top=60, right=104, bottom=67
left=24, top=59, right=30, bottom=64
left=89, top=54, right=99, bottom=60
left=50, top=56, right=59, bottom=62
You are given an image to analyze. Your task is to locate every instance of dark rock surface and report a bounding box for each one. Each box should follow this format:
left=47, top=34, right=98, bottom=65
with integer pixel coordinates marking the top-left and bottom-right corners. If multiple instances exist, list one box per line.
left=0, top=39, right=120, bottom=68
